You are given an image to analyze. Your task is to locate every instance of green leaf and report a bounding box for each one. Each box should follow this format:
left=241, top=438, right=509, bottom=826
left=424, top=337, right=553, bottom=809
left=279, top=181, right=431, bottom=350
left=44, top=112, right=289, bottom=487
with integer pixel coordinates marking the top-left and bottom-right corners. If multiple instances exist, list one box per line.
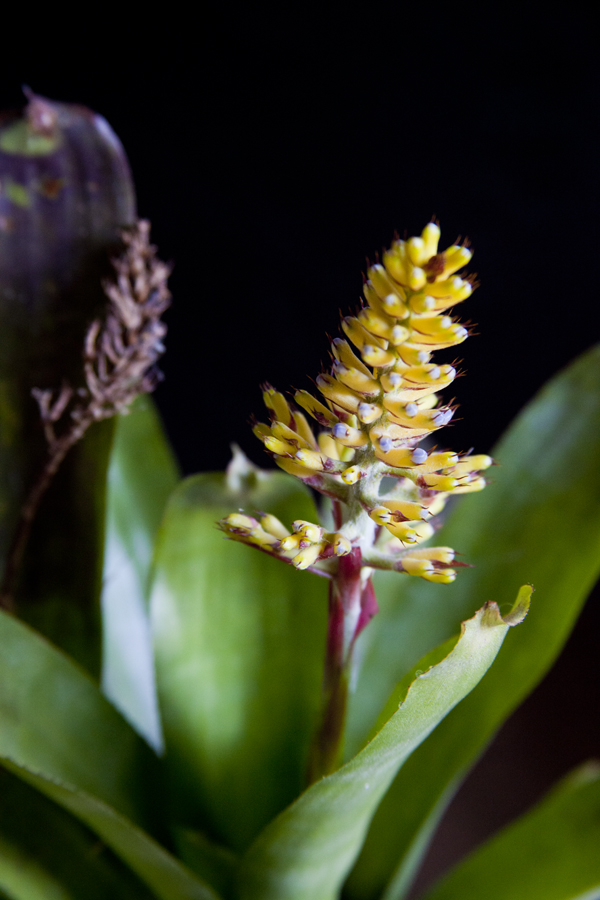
left=0, top=767, right=155, bottom=900
left=345, top=344, right=600, bottom=899
left=237, top=594, right=529, bottom=900
left=2, top=760, right=221, bottom=900
left=150, top=453, right=328, bottom=852
left=0, top=608, right=220, bottom=900
left=101, top=395, right=179, bottom=750
left=420, top=763, right=600, bottom=900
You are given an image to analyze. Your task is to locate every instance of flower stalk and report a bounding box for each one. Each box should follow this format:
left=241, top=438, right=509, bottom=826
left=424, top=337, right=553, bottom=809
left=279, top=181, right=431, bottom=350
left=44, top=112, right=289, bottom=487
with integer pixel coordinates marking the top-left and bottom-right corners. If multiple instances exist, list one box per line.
left=219, top=222, right=491, bottom=780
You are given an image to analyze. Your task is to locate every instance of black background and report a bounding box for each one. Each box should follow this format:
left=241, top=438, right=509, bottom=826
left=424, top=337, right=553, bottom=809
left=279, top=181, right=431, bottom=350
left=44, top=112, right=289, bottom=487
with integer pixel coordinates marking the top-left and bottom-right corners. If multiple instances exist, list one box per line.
left=2, top=10, right=599, bottom=895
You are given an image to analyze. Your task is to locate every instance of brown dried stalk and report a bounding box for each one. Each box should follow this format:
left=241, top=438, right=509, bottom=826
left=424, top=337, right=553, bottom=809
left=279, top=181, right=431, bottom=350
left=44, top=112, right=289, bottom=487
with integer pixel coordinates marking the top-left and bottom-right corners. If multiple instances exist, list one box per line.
left=0, top=219, right=171, bottom=610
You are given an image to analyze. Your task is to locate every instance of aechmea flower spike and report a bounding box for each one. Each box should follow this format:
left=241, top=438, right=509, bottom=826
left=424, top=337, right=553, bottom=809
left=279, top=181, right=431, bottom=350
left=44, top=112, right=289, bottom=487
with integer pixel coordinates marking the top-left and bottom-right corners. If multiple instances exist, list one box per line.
left=220, top=222, right=492, bottom=584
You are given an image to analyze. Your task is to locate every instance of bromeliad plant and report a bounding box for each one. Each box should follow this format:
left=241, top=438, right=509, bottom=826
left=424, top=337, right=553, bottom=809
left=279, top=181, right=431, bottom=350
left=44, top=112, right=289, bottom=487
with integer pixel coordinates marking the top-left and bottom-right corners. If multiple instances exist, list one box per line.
left=1, top=94, right=600, bottom=900
left=219, top=224, right=498, bottom=783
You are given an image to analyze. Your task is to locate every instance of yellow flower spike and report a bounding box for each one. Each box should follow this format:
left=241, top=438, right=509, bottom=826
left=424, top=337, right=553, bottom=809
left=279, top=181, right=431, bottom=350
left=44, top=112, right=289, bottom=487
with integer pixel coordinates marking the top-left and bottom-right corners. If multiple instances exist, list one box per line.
left=333, top=534, right=352, bottom=556
left=365, top=270, right=409, bottom=319
left=452, top=476, right=487, bottom=494
left=341, top=465, right=363, bottom=484
left=380, top=291, right=411, bottom=319
left=384, top=520, right=420, bottom=543
left=441, top=245, right=473, bottom=277
left=380, top=499, right=431, bottom=521
left=444, top=454, right=493, bottom=476
left=421, top=222, right=441, bottom=255
left=331, top=338, right=373, bottom=377
left=422, top=568, right=457, bottom=584
left=416, top=393, right=439, bottom=411
left=382, top=243, right=410, bottom=286
left=361, top=343, right=397, bottom=368
left=262, top=386, right=292, bottom=425
left=316, top=374, right=363, bottom=414
left=371, top=422, right=435, bottom=454
left=406, top=223, right=442, bottom=266
left=275, top=456, right=321, bottom=479
left=417, top=451, right=460, bottom=472
left=294, top=389, right=339, bottom=426
left=420, top=473, right=460, bottom=491
left=424, top=276, right=473, bottom=300
left=248, top=528, right=281, bottom=550
left=396, top=343, right=432, bottom=366
left=389, top=324, right=412, bottom=347
left=331, top=421, right=369, bottom=448
left=341, top=316, right=387, bottom=353
left=332, top=360, right=380, bottom=396
left=293, top=520, right=324, bottom=543
left=223, top=512, right=257, bottom=531
left=271, top=421, right=313, bottom=449
left=404, top=546, right=455, bottom=564
left=293, top=541, right=328, bottom=571
left=253, top=422, right=273, bottom=443
left=382, top=397, right=454, bottom=430
left=357, top=402, right=383, bottom=424
left=259, top=513, right=291, bottom=540
left=407, top=236, right=431, bottom=267
left=264, top=436, right=296, bottom=457
left=290, top=410, right=319, bottom=449
left=369, top=506, right=393, bottom=526
left=357, top=307, right=398, bottom=342
left=407, top=266, right=427, bottom=292
left=294, top=448, right=326, bottom=471
left=220, top=514, right=280, bottom=551
left=402, top=556, right=456, bottom=583
left=401, top=364, right=456, bottom=387
left=280, top=533, right=302, bottom=551
left=318, top=431, right=355, bottom=461
left=367, top=263, right=408, bottom=302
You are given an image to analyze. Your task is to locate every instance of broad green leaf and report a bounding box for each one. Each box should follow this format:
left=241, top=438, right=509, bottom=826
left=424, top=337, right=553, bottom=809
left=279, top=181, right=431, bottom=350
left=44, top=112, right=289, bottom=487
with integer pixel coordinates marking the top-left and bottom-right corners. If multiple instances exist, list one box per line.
left=102, top=395, right=179, bottom=750
left=2, top=760, right=221, bottom=900
left=0, top=607, right=157, bottom=828
left=150, top=453, right=328, bottom=852
left=237, top=594, right=529, bottom=900
left=421, top=763, right=600, bottom=900
left=345, top=344, right=600, bottom=899
left=0, top=609, right=220, bottom=900
left=0, top=767, right=155, bottom=900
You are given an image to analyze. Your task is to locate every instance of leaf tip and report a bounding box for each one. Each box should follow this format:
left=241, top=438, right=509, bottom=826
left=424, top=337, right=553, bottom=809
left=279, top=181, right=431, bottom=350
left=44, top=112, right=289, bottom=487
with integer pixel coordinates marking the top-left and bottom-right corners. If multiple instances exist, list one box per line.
left=503, top=583, right=533, bottom=626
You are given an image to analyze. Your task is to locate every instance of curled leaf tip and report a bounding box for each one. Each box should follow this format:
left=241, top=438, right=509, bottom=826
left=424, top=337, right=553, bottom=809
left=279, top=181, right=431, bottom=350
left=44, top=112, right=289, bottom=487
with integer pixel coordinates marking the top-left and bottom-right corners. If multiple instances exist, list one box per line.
left=503, top=583, right=533, bottom=626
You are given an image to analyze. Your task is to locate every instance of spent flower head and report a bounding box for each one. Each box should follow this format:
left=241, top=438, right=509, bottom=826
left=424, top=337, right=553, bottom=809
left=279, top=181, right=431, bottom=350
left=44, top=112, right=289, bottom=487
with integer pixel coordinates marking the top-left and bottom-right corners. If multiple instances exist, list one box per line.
left=220, top=222, right=491, bottom=585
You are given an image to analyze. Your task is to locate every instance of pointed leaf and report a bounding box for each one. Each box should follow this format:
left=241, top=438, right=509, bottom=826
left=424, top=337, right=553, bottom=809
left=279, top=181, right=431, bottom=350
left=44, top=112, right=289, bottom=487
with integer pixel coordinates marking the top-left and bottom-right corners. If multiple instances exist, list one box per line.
left=237, top=594, right=528, bottom=900
left=150, top=459, right=328, bottom=851
left=102, top=395, right=179, bottom=750
left=0, top=608, right=220, bottom=900
left=345, top=344, right=600, bottom=899
left=0, top=767, right=155, bottom=900
left=421, top=763, right=600, bottom=900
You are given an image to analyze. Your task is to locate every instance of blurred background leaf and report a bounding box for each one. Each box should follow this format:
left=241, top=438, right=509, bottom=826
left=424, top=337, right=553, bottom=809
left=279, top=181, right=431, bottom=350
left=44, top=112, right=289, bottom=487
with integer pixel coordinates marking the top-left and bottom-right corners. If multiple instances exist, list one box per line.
left=150, top=458, right=328, bottom=852
left=0, top=767, right=156, bottom=900
left=420, top=763, right=600, bottom=900
left=101, top=395, right=179, bottom=750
